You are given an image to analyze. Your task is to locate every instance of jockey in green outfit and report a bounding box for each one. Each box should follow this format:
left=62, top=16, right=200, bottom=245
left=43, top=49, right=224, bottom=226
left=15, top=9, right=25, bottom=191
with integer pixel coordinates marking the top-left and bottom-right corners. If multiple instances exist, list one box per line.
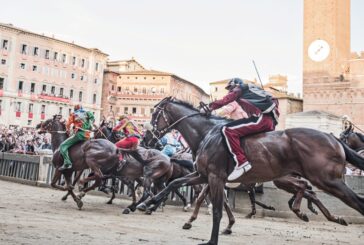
left=59, top=104, right=96, bottom=171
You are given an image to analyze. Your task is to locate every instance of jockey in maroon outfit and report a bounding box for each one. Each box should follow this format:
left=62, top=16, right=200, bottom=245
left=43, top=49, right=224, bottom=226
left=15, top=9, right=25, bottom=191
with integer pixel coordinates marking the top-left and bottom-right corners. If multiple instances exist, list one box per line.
left=206, top=78, right=279, bottom=181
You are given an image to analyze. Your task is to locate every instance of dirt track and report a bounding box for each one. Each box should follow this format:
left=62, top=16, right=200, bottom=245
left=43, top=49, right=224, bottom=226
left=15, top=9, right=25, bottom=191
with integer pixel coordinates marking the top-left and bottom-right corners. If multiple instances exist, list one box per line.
left=0, top=180, right=363, bottom=245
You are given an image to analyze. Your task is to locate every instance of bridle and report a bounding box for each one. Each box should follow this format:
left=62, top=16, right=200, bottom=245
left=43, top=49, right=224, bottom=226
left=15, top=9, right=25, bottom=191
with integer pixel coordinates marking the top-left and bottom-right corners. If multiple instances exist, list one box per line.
left=151, top=98, right=202, bottom=138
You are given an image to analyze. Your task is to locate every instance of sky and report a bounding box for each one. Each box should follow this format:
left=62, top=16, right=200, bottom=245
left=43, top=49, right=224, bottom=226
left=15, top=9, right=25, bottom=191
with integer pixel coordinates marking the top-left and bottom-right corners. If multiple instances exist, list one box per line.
left=1, top=0, right=364, bottom=95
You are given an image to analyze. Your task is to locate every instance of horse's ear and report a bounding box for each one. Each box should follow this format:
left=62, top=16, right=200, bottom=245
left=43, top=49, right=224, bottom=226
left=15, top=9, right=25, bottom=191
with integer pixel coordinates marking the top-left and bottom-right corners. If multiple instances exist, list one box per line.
left=53, top=114, right=58, bottom=120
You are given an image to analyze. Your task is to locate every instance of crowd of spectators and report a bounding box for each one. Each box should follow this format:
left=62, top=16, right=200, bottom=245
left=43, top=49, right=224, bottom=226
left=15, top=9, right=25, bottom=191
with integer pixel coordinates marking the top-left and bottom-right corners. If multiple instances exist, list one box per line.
left=0, top=125, right=52, bottom=155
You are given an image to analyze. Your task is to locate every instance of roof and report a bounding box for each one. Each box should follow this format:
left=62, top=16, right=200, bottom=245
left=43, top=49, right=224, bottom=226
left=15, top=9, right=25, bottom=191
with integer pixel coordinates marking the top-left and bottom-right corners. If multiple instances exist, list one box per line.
left=116, top=69, right=209, bottom=96
left=0, top=23, right=108, bottom=56
left=209, top=79, right=229, bottom=85
left=107, top=59, right=146, bottom=70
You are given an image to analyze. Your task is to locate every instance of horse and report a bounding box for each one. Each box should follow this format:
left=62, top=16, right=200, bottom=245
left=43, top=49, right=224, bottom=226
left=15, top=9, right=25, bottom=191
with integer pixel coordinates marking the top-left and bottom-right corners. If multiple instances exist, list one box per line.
left=340, top=125, right=364, bottom=175
left=36, top=115, right=119, bottom=209
left=139, top=97, right=364, bottom=245
left=92, top=124, right=174, bottom=214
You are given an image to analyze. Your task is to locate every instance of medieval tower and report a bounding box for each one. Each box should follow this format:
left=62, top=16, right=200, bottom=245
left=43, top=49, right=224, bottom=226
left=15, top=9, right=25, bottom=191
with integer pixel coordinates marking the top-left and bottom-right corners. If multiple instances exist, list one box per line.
left=303, top=0, right=364, bottom=128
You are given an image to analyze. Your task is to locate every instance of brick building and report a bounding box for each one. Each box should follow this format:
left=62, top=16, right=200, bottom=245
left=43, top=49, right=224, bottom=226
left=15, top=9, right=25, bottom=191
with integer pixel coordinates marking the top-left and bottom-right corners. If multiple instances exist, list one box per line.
left=303, top=0, right=364, bottom=128
left=0, top=23, right=107, bottom=127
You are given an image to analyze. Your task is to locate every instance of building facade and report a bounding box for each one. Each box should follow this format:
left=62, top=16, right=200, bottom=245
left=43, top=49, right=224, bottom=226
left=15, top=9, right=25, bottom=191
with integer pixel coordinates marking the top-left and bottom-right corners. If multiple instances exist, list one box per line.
left=209, top=76, right=303, bottom=130
left=303, top=0, right=364, bottom=128
left=102, top=68, right=210, bottom=125
left=0, top=23, right=108, bottom=127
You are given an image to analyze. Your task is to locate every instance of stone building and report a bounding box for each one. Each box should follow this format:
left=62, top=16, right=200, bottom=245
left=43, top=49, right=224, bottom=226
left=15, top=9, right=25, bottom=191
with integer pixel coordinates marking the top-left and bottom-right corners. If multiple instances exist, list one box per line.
left=102, top=66, right=209, bottom=125
left=303, top=0, right=364, bottom=129
left=209, top=76, right=303, bottom=130
left=0, top=23, right=107, bottom=127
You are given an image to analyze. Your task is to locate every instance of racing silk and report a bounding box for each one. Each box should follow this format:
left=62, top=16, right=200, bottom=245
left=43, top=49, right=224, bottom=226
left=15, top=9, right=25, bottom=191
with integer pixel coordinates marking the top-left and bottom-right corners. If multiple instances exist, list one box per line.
left=112, top=118, right=141, bottom=138
left=66, top=109, right=95, bottom=132
left=209, top=83, right=279, bottom=121
left=217, top=101, right=248, bottom=120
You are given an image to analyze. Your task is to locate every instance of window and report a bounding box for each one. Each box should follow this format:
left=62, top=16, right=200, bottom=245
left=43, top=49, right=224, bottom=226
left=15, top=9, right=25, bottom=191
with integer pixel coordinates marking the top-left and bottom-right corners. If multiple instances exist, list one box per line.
left=124, top=107, right=128, bottom=114
left=93, top=94, right=97, bottom=104
left=20, top=63, right=26, bottom=69
left=68, top=108, right=72, bottom=115
left=95, top=62, right=99, bottom=71
left=132, top=107, right=137, bottom=114
left=62, top=54, right=66, bottom=63
left=215, top=87, right=218, bottom=92
left=71, top=73, right=75, bottom=79
left=161, top=87, right=164, bottom=93
left=72, top=56, right=76, bottom=65
left=134, top=87, right=138, bottom=93
left=79, top=91, right=82, bottom=102
left=70, top=89, right=73, bottom=98
left=117, top=86, right=121, bottom=92
left=21, top=44, right=27, bottom=54
left=59, top=88, right=63, bottom=96
left=150, top=108, right=154, bottom=114
left=94, top=78, right=97, bottom=84
left=111, top=85, right=115, bottom=91
left=142, top=87, right=146, bottom=94
left=27, top=120, right=32, bottom=126
left=32, top=65, right=37, bottom=71
left=126, top=86, right=129, bottom=91
left=18, top=81, right=23, bottom=92
left=53, top=52, right=58, bottom=61
left=2, top=40, right=8, bottom=50
left=30, top=83, right=35, bottom=93
left=45, top=50, right=50, bottom=59
left=33, top=47, right=39, bottom=56
left=81, top=59, right=85, bottom=68
left=80, top=75, right=84, bottom=81
left=109, top=106, right=113, bottom=112
left=28, top=103, right=33, bottom=113
left=41, top=105, right=46, bottom=114
left=0, top=77, right=4, bottom=89
left=1, top=59, right=6, bottom=65
left=16, top=102, right=21, bottom=112
left=59, top=107, right=63, bottom=115
left=141, top=108, right=145, bottom=115
left=51, top=86, right=55, bottom=94
left=42, top=85, right=47, bottom=92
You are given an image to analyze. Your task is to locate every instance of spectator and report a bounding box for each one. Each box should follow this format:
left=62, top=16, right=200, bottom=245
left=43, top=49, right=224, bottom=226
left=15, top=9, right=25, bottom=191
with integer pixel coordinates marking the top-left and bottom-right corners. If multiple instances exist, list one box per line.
left=25, top=140, right=35, bottom=154
left=40, top=138, right=52, bottom=150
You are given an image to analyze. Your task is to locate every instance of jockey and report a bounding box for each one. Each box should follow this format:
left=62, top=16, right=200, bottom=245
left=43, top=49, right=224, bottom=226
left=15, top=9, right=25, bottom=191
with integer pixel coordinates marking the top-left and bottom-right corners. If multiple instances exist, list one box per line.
left=206, top=78, right=279, bottom=181
left=59, top=104, right=96, bottom=171
left=112, top=115, right=141, bottom=164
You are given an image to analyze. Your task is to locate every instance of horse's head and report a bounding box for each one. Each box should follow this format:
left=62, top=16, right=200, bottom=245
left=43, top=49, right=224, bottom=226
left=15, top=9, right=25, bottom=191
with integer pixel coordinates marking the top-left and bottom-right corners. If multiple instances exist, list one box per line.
left=36, top=115, right=66, bottom=134
left=94, top=124, right=112, bottom=140
left=142, top=128, right=163, bottom=150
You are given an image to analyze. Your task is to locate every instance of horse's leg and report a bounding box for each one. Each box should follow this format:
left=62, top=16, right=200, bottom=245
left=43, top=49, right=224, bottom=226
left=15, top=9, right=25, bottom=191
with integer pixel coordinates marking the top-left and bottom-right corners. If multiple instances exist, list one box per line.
left=78, top=168, right=103, bottom=199
left=183, top=184, right=210, bottom=230
left=63, top=171, right=83, bottom=209
left=135, top=177, right=153, bottom=211
left=50, top=169, right=67, bottom=191
left=174, top=188, right=189, bottom=211
left=106, top=177, right=117, bottom=204
left=140, top=172, right=206, bottom=213
left=123, top=181, right=138, bottom=214
left=62, top=170, right=83, bottom=201
left=302, top=190, right=348, bottom=225
left=199, top=174, right=224, bottom=245
left=245, top=186, right=257, bottom=219
left=221, top=190, right=235, bottom=235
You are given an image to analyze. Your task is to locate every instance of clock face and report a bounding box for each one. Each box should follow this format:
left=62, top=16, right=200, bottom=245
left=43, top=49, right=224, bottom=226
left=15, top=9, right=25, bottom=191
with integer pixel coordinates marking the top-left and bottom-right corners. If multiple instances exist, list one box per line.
left=308, top=39, right=330, bottom=62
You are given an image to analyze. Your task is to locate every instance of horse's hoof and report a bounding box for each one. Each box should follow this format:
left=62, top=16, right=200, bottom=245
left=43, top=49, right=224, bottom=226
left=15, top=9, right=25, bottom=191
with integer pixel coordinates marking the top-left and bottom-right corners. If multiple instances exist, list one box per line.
left=222, top=228, right=232, bottom=235
left=301, top=214, right=309, bottom=222
left=338, top=217, right=348, bottom=226
left=61, top=195, right=68, bottom=201
left=245, top=214, right=253, bottom=219
left=76, top=200, right=83, bottom=210
left=137, top=203, right=147, bottom=212
left=106, top=200, right=113, bottom=205
left=182, top=223, right=192, bottom=230
left=183, top=206, right=190, bottom=212
left=122, top=208, right=131, bottom=214
left=145, top=209, right=153, bottom=215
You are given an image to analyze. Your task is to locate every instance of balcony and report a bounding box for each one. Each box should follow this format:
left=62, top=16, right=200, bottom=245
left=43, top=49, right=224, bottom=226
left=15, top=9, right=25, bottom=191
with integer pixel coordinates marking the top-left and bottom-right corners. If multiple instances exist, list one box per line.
left=38, top=92, right=70, bottom=103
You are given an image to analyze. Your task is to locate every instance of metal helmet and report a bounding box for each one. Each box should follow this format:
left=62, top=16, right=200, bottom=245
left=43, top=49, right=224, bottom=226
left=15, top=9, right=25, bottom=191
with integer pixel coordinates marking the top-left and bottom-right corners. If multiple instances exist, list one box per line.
left=225, top=78, right=244, bottom=90
left=74, top=104, right=82, bottom=111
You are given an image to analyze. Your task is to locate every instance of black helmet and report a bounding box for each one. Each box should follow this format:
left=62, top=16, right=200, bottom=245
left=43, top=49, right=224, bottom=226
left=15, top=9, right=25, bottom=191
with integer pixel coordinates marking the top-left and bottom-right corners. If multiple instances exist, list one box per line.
left=225, top=78, right=244, bottom=90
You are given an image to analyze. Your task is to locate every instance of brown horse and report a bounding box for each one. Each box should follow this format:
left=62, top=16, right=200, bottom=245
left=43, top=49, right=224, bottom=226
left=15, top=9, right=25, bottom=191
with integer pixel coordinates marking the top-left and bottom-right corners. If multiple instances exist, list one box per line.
left=140, top=97, right=364, bottom=245
left=92, top=124, right=174, bottom=214
left=36, top=115, right=119, bottom=209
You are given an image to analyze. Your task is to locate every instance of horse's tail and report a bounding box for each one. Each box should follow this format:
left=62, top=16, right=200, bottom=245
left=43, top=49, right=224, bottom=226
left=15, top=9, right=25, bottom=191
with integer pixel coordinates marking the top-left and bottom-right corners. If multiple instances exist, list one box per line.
left=337, top=138, right=364, bottom=171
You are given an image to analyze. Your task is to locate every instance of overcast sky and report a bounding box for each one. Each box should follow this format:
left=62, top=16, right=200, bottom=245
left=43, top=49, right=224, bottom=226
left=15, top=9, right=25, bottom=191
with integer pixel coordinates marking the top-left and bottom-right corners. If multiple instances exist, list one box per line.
left=1, top=0, right=363, bottom=94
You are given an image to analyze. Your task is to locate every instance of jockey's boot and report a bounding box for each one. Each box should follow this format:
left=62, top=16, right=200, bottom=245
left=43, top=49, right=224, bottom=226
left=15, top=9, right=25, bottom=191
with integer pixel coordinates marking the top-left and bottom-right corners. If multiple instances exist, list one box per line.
left=227, top=161, right=252, bottom=181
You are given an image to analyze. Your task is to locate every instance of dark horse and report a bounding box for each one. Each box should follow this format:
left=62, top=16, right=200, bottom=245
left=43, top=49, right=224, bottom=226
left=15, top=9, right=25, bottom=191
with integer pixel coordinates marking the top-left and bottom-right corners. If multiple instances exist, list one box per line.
left=92, top=124, right=174, bottom=214
left=36, top=115, right=119, bottom=209
left=340, top=125, right=364, bottom=152
left=140, top=97, right=364, bottom=245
